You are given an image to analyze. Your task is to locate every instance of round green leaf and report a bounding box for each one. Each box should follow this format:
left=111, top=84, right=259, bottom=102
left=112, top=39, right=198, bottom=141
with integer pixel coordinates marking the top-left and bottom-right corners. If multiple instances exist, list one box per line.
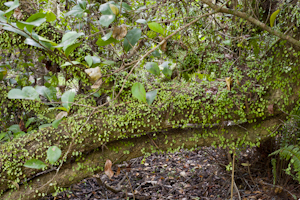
left=131, top=82, right=146, bottom=103
left=148, top=22, right=164, bottom=35
left=146, top=90, right=157, bottom=105
left=145, top=62, right=160, bottom=76
left=24, top=159, right=47, bottom=169
left=7, top=88, right=26, bottom=99
left=99, top=15, right=115, bottom=27
left=22, top=86, right=40, bottom=100
left=124, top=28, right=141, bottom=52
left=8, top=124, right=21, bottom=134
left=61, top=90, right=75, bottom=111
left=47, top=146, right=62, bottom=164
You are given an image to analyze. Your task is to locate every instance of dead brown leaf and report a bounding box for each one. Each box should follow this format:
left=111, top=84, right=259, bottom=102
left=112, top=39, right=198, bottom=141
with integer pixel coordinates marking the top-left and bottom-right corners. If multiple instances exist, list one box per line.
left=104, top=159, right=114, bottom=179
left=225, top=77, right=232, bottom=90
left=112, top=24, right=127, bottom=40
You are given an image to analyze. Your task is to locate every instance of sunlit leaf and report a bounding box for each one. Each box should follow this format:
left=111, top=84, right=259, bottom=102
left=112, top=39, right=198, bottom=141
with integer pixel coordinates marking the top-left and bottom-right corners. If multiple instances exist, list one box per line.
left=99, top=15, right=115, bottom=27
left=24, top=159, right=47, bottom=169
left=131, top=82, right=146, bottom=103
left=47, top=146, right=61, bottom=164
left=61, top=90, right=75, bottom=111
left=148, top=22, right=164, bottom=35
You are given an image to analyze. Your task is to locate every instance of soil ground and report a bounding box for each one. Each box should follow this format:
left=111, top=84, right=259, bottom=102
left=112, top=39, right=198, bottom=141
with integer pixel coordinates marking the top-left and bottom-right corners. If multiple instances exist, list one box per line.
left=40, top=145, right=300, bottom=200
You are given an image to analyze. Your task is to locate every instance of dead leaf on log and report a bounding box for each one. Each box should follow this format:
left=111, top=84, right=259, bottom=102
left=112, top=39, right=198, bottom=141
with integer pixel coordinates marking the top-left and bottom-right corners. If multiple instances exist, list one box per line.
left=104, top=159, right=114, bottom=179
left=112, top=24, right=127, bottom=40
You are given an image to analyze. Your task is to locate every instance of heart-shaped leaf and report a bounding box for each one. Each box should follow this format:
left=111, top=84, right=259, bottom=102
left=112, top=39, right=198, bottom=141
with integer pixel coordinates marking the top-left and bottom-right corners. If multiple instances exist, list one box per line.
left=47, top=146, right=62, bottom=164
left=24, top=159, right=47, bottom=169
left=145, top=62, right=160, bottom=76
left=131, top=82, right=146, bottom=103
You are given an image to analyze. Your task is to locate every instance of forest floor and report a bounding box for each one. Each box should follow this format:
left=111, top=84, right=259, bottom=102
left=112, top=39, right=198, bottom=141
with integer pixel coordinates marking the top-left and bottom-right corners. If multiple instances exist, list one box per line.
left=40, top=144, right=300, bottom=200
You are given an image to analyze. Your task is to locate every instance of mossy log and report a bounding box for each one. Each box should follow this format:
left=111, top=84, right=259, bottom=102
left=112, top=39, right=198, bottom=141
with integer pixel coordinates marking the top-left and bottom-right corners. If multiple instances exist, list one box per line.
left=0, top=77, right=299, bottom=199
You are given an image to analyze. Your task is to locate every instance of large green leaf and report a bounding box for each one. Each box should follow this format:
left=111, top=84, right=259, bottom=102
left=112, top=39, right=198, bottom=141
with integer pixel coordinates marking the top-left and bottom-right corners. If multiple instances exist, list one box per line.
left=124, top=28, right=141, bottom=52
left=131, top=82, right=146, bottom=103
left=61, top=90, right=75, bottom=111
left=146, top=90, right=157, bottom=105
left=46, top=11, right=56, bottom=22
left=99, top=3, right=114, bottom=15
left=55, top=31, right=84, bottom=50
left=119, top=2, right=132, bottom=11
left=7, top=86, right=40, bottom=100
left=8, top=124, right=21, bottom=133
left=270, top=9, right=280, bottom=27
left=24, top=159, right=47, bottom=169
left=148, top=22, right=164, bottom=35
left=65, top=42, right=82, bottom=57
left=52, top=118, right=64, bottom=129
left=2, top=24, right=28, bottom=38
left=102, top=31, right=112, bottom=41
left=35, top=86, right=57, bottom=101
left=145, top=62, right=160, bottom=76
left=47, top=146, right=62, bottom=164
left=65, top=5, right=85, bottom=17
left=25, top=38, right=47, bottom=50
left=96, top=37, right=118, bottom=46
left=4, top=0, right=19, bottom=14
left=99, top=15, right=115, bottom=27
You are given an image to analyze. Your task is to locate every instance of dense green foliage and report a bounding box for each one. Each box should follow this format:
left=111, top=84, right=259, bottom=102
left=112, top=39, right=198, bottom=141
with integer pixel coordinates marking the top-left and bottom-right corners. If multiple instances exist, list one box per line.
left=1, top=0, right=300, bottom=199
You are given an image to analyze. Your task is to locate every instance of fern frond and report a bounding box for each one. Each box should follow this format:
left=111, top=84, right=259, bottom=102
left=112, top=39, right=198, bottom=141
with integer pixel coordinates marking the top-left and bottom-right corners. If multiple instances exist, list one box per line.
left=269, top=145, right=300, bottom=182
